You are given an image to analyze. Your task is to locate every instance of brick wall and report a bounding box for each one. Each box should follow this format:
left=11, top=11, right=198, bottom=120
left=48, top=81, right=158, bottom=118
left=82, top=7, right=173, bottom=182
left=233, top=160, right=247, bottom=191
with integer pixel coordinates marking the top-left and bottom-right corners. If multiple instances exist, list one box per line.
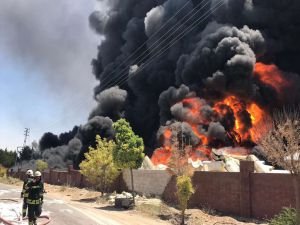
left=250, top=173, right=296, bottom=218
left=10, top=166, right=123, bottom=192
left=122, top=169, right=172, bottom=196
left=162, top=161, right=296, bottom=219
left=9, top=162, right=297, bottom=219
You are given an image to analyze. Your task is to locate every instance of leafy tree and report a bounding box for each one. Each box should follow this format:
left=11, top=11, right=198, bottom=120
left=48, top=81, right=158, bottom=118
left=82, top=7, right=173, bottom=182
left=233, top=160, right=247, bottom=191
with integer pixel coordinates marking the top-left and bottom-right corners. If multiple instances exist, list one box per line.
left=19, top=146, right=33, bottom=161
left=177, top=175, right=194, bottom=225
left=0, top=149, right=16, bottom=168
left=167, top=126, right=195, bottom=225
left=36, top=160, right=48, bottom=172
left=257, top=107, right=300, bottom=224
left=80, top=135, right=119, bottom=192
left=113, top=119, right=145, bottom=205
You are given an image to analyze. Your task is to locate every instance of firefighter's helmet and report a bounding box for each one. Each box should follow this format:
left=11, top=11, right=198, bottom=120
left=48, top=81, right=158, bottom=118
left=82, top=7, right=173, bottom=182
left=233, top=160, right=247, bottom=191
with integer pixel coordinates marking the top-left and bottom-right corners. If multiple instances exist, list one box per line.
left=26, top=170, right=33, bottom=176
left=35, top=171, right=42, bottom=177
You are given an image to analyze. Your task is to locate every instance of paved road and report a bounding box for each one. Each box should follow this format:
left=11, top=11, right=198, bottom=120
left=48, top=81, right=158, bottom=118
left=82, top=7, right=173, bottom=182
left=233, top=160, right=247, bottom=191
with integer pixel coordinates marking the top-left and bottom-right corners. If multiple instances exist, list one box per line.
left=0, top=183, right=115, bottom=225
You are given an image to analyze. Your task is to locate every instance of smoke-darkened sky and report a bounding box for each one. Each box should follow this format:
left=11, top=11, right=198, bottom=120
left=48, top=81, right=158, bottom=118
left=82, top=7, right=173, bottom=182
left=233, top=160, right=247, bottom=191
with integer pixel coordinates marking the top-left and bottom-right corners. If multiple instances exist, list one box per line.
left=0, top=0, right=101, bottom=150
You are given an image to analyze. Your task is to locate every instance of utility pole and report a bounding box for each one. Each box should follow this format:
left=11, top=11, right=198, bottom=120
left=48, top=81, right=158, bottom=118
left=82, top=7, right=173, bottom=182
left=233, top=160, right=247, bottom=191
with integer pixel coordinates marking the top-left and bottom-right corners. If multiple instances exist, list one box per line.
left=23, top=128, right=30, bottom=147
left=14, top=128, right=30, bottom=168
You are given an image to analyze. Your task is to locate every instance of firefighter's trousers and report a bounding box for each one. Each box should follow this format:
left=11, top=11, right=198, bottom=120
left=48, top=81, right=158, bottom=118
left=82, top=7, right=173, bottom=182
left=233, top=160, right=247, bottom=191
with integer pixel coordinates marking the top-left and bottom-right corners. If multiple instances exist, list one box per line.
left=27, top=202, right=42, bottom=225
left=22, top=197, right=28, bottom=217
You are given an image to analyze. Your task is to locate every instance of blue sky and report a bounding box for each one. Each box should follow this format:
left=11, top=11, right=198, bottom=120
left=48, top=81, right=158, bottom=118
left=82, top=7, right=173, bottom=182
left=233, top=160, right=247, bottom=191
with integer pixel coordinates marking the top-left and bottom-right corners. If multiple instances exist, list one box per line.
left=0, top=0, right=101, bottom=150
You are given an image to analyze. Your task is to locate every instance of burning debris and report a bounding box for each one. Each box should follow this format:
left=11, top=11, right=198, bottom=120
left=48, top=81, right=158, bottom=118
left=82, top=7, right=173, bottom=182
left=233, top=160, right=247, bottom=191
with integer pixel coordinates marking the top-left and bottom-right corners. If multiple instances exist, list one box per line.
left=35, top=0, right=300, bottom=169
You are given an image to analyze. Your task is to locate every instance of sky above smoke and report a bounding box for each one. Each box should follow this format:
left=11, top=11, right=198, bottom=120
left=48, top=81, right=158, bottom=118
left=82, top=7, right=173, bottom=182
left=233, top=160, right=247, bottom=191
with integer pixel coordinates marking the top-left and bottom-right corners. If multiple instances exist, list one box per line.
left=0, top=0, right=100, bottom=150
left=2, top=0, right=300, bottom=168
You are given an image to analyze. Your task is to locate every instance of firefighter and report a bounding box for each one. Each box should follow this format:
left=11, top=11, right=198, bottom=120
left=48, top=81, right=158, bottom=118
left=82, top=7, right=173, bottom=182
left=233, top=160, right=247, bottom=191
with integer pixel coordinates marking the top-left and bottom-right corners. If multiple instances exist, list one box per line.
left=25, top=171, right=44, bottom=225
left=21, top=169, right=33, bottom=218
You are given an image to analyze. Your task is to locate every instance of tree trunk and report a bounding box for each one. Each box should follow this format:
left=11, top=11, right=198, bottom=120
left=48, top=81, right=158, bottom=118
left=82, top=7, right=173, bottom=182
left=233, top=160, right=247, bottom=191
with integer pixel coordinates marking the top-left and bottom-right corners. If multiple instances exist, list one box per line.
left=181, top=209, right=185, bottom=225
left=130, top=168, right=135, bottom=206
left=293, top=175, right=300, bottom=224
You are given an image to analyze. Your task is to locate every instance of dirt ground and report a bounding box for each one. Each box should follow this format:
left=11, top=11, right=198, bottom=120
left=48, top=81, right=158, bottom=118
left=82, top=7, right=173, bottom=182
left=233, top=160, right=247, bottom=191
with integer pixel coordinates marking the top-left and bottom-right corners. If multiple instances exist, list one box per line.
left=43, top=183, right=268, bottom=225
left=0, top=177, right=268, bottom=225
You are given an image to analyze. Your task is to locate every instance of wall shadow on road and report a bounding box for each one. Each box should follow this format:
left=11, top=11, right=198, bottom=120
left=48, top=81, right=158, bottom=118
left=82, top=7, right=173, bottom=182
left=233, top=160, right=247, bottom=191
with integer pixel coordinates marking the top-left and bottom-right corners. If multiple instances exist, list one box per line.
left=95, top=205, right=132, bottom=212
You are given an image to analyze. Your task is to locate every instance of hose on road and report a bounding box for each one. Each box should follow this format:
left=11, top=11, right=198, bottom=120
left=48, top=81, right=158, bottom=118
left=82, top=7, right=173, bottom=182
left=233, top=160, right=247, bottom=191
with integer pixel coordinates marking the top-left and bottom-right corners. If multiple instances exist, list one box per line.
left=0, top=199, right=51, bottom=225
left=0, top=215, right=51, bottom=225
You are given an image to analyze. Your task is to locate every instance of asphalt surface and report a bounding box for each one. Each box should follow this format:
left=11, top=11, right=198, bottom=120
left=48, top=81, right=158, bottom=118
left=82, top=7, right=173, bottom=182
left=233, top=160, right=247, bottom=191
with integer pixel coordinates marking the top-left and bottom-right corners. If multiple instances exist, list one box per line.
left=0, top=183, right=114, bottom=225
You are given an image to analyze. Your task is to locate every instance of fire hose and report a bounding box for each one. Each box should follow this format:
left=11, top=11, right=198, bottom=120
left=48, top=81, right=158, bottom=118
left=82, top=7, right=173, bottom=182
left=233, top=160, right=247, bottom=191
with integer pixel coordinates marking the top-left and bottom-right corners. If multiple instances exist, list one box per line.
left=213, top=223, right=237, bottom=225
left=0, top=199, right=51, bottom=225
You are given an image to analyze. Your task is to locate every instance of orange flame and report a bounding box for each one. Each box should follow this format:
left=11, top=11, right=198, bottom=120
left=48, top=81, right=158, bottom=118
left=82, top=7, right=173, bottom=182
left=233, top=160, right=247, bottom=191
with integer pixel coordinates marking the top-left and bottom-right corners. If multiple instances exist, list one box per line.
left=152, top=92, right=273, bottom=164
left=247, top=103, right=268, bottom=143
left=190, top=124, right=209, bottom=145
left=254, top=63, right=290, bottom=94
left=190, top=146, right=211, bottom=161
left=214, top=96, right=250, bottom=141
left=151, top=147, right=172, bottom=165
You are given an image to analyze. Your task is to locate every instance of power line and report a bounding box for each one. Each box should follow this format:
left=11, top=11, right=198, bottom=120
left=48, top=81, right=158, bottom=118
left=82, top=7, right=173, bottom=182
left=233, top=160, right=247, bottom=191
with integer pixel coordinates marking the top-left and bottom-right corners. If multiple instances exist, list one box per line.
left=99, top=0, right=193, bottom=89
left=22, top=1, right=224, bottom=138
left=25, top=1, right=213, bottom=136
left=116, top=0, right=225, bottom=88
left=101, top=0, right=212, bottom=90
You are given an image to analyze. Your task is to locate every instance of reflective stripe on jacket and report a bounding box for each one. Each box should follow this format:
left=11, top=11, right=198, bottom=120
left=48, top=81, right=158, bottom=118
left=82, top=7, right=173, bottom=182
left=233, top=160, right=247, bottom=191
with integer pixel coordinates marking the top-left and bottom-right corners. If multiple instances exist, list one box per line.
left=26, top=198, right=42, bottom=205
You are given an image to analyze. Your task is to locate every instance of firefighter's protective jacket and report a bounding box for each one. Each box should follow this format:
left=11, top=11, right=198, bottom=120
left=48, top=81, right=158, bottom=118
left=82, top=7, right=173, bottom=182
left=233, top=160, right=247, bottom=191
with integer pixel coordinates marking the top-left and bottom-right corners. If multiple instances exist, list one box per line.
left=21, top=177, right=32, bottom=198
left=25, top=179, right=44, bottom=205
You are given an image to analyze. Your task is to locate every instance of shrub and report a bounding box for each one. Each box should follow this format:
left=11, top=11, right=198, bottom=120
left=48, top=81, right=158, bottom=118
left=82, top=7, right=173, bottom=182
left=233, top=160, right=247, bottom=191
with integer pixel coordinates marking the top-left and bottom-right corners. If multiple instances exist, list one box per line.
left=177, top=175, right=194, bottom=225
left=269, top=207, right=296, bottom=225
left=36, top=160, right=48, bottom=172
left=0, top=165, right=7, bottom=177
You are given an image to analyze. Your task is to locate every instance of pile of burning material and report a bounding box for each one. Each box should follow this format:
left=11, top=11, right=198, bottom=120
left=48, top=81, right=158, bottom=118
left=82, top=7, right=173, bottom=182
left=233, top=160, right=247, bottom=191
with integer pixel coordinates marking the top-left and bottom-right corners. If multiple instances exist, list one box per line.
left=203, top=148, right=274, bottom=173
left=149, top=146, right=278, bottom=173
left=140, top=156, right=167, bottom=170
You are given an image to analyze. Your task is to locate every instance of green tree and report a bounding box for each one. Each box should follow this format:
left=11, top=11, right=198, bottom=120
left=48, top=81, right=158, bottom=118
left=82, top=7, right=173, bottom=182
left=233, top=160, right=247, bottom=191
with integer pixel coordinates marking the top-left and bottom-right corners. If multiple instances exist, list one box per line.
left=79, top=135, right=120, bottom=192
left=36, top=160, right=48, bottom=172
left=167, top=126, right=195, bottom=225
left=113, top=119, right=145, bottom=206
left=0, top=148, right=17, bottom=168
left=177, top=175, right=194, bottom=225
left=19, top=146, right=33, bottom=161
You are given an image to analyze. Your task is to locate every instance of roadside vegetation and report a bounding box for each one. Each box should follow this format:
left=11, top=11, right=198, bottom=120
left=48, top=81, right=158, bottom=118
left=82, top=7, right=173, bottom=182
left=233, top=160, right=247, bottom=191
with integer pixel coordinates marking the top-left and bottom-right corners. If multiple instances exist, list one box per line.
left=269, top=207, right=296, bottom=225
left=167, top=126, right=195, bottom=225
left=112, top=118, right=145, bottom=206
left=79, top=135, right=119, bottom=192
left=256, top=107, right=300, bottom=223
left=0, top=164, right=7, bottom=177
left=36, top=159, right=48, bottom=172
left=0, top=148, right=16, bottom=168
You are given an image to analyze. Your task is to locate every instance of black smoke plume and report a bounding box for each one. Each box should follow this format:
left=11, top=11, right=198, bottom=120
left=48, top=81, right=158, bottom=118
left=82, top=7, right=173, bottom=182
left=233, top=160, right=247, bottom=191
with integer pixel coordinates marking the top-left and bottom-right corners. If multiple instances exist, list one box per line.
left=35, top=0, right=300, bottom=168
left=89, top=0, right=300, bottom=157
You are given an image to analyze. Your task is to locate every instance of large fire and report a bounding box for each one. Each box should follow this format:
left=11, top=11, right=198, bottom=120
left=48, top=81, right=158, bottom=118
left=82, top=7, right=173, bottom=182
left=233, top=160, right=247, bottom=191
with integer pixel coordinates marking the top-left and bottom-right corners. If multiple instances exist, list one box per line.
left=151, top=63, right=284, bottom=165
left=254, top=63, right=290, bottom=94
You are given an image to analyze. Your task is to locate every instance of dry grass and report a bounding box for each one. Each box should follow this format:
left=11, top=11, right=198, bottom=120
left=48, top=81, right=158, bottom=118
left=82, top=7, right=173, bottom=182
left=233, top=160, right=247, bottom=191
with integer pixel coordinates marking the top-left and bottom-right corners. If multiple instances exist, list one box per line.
left=0, top=165, right=7, bottom=177
left=0, top=176, right=22, bottom=185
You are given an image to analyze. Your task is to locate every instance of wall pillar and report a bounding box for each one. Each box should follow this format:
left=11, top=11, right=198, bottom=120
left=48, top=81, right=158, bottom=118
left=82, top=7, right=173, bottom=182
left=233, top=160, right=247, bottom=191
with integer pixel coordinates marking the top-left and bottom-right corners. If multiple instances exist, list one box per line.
left=49, top=168, right=53, bottom=184
left=17, top=168, right=21, bottom=179
left=240, top=161, right=254, bottom=217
